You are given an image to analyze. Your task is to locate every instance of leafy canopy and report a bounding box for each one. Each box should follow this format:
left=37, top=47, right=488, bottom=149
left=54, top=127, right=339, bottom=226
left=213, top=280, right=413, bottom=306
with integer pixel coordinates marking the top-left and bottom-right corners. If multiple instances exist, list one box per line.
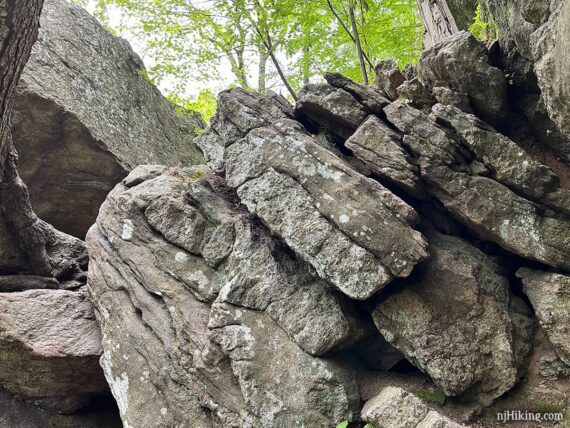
left=94, top=0, right=422, bottom=118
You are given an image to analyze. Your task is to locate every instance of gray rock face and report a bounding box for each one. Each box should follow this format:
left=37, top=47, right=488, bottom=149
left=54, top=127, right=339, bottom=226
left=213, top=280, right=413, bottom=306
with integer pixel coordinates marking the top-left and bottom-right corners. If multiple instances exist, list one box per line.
left=417, top=31, right=508, bottom=122
left=453, top=0, right=570, bottom=162
left=373, top=232, right=535, bottom=405
left=384, top=101, right=570, bottom=271
left=87, top=165, right=365, bottom=427
left=531, top=0, right=570, bottom=147
left=361, top=386, right=465, bottom=428
left=396, top=78, right=435, bottom=109
left=224, top=116, right=428, bottom=299
left=431, top=103, right=558, bottom=199
left=345, top=116, right=424, bottom=198
left=0, top=288, right=108, bottom=412
left=295, top=83, right=369, bottom=140
left=517, top=269, right=570, bottom=366
left=374, top=59, right=406, bottom=101
left=432, top=87, right=473, bottom=113
left=12, top=0, right=204, bottom=237
left=324, top=72, right=390, bottom=115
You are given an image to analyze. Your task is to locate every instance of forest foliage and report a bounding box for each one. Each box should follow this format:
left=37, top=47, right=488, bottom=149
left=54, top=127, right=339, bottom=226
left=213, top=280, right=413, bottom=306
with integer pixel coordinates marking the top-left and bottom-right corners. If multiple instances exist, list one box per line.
left=91, top=0, right=423, bottom=119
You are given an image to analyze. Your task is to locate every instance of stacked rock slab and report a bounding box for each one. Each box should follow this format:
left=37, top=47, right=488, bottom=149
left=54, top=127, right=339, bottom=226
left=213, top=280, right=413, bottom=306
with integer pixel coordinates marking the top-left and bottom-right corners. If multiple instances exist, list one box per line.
left=86, top=11, right=570, bottom=428
left=87, top=165, right=369, bottom=427
left=362, top=386, right=466, bottom=427
left=12, top=0, right=204, bottom=238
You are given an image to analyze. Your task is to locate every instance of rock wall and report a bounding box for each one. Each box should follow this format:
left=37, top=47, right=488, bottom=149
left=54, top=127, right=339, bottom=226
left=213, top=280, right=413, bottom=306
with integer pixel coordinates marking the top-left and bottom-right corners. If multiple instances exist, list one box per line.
left=1, top=1, right=569, bottom=427
left=12, top=0, right=204, bottom=238
left=87, top=30, right=569, bottom=428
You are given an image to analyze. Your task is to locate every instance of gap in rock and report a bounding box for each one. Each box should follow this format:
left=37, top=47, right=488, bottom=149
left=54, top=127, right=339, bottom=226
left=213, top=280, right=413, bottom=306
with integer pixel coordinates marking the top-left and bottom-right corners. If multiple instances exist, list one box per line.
left=389, top=358, right=420, bottom=374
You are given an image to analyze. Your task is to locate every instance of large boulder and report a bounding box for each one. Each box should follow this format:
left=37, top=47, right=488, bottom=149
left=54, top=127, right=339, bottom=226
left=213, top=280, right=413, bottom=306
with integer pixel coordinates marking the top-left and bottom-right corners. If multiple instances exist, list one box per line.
left=417, top=31, right=508, bottom=123
left=225, top=118, right=428, bottom=299
left=295, top=83, right=369, bottom=140
left=373, top=231, right=535, bottom=405
left=0, top=288, right=108, bottom=412
left=201, top=89, right=429, bottom=300
left=12, top=0, right=204, bottom=238
left=517, top=269, right=570, bottom=366
left=87, top=165, right=365, bottom=427
left=345, top=116, right=425, bottom=199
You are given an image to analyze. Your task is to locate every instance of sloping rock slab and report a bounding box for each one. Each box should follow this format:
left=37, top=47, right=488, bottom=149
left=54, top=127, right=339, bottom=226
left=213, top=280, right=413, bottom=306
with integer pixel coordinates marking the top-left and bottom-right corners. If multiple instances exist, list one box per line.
left=417, top=31, right=507, bottom=122
left=384, top=101, right=570, bottom=271
left=12, top=0, right=204, bottom=237
left=224, top=117, right=428, bottom=299
left=362, top=386, right=466, bottom=427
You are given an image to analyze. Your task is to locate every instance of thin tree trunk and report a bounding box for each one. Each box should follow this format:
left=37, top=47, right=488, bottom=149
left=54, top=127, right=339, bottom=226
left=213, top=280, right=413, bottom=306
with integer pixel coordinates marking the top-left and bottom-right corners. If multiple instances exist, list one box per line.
left=257, top=49, right=268, bottom=94
left=325, top=0, right=374, bottom=70
left=416, top=0, right=459, bottom=48
left=349, top=2, right=368, bottom=85
left=226, top=50, right=250, bottom=90
left=265, top=34, right=297, bottom=101
left=0, top=0, right=86, bottom=278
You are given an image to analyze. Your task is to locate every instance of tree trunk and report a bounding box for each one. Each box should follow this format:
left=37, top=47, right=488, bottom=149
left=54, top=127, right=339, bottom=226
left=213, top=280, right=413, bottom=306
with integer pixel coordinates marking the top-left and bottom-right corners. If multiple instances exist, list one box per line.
left=257, top=49, right=268, bottom=94
left=226, top=50, right=250, bottom=91
left=257, top=29, right=297, bottom=101
left=416, top=0, right=460, bottom=48
left=349, top=2, right=368, bottom=85
left=0, top=1, right=86, bottom=279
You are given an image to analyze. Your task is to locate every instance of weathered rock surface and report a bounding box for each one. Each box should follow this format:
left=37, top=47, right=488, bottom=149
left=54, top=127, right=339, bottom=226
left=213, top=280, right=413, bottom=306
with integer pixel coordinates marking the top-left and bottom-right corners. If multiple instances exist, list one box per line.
left=531, top=0, right=570, bottom=151
left=325, top=72, right=390, bottom=116
left=87, top=165, right=366, bottom=427
left=374, top=59, right=406, bottom=101
left=384, top=101, right=570, bottom=271
left=517, top=269, right=570, bottom=366
left=12, top=0, right=204, bottom=238
left=0, top=288, right=108, bottom=412
left=417, top=31, right=507, bottom=122
left=396, top=78, right=435, bottom=109
left=373, top=232, right=535, bottom=405
left=431, top=103, right=558, bottom=199
left=345, top=115, right=425, bottom=198
left=295, top=83, right=369, bottom=140
left=361, top=386, right=465, bottom=428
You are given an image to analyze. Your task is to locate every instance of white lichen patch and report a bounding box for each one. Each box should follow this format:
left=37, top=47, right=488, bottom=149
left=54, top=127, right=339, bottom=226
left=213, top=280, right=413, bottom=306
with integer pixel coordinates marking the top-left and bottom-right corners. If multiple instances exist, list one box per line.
left=101, top=351, right=130, bottom=417
left=339, top=214, right=350, bottom=224
left=121, top=219, right=134, bottom=241
left=175, top=251, right=188, bottom=263
left=186, top=270, right=209, bottom=290
left=316, top=162, right=344, bottom=182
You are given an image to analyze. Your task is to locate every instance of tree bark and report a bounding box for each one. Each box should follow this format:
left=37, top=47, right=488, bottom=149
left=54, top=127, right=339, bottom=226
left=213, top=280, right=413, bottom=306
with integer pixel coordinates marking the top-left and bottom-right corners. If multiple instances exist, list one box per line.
left=349, top=1, right=368, bottom=85
left=257, top=49, right=268, bottom=94
left=0, top=0, right=86, bottom=278
left=325, top=0, right=374, bottom=70
left=264, top=33, right=298, bottom=101
left=416, top=0, right=460, bottom=48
